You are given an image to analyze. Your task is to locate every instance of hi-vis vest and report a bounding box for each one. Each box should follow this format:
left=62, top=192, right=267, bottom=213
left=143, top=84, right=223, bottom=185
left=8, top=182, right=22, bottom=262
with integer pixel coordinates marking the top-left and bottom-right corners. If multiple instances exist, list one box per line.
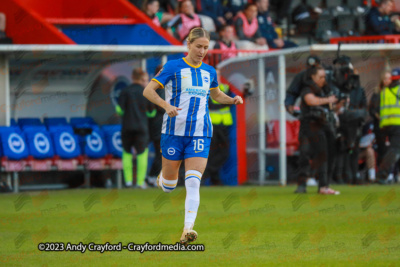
left=209, top=84, right=233, bottom=126
left=380, top=85, right=400, bottom=128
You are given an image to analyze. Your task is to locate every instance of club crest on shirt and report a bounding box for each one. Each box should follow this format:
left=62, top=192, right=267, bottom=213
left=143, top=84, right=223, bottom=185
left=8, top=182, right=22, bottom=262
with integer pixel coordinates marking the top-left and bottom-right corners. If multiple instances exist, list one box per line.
left=203, top=76, right=209, bottom=84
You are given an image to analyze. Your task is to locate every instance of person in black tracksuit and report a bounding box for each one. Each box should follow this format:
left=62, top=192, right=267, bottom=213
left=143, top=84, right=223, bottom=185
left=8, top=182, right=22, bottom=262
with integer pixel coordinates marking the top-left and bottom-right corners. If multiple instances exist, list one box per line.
left=147, top=66, right=165, bottom=186
left=117, top=68, right=154, bottom=188
left=285, top=55, right=320, bottom=193
left=297, top=65, right=340, bottom=195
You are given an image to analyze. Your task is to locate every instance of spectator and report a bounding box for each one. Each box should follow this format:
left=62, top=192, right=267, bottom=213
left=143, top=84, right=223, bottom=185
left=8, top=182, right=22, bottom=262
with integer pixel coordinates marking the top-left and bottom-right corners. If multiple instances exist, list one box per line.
left=196, top=0, right=226, bottom=29
left=213, top=25, right=237, bottom=62
left=369, top=70, right=391, bottom=166
left=158, top=0, right=179, bottom=13
left=234, top=3, right=267, bottom=46
left=167, top=0, right=203, bottom=42
left=129, top=0, right=145, bottom=10
left=142, top=0, right=173, bottom=27
left=270, top=0, right=293, bottom=26
left=365, top=0, right=398, bottom=35
left=225, top=0, right=249, bottom=22
left=256, top=0, right=297, bottom=49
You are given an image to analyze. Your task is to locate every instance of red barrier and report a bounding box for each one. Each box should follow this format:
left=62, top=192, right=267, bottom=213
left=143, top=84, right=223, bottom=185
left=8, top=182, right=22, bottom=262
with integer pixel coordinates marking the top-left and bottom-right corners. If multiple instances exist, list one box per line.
left=2, top=0, right=76, bottom=44
left=3, top=0, right=180, bottom=45
left=330, top=35, right=400, bottom=44
left=46, top=18, right=137, bottom=25
left=16, top=0, right=141, bottom=20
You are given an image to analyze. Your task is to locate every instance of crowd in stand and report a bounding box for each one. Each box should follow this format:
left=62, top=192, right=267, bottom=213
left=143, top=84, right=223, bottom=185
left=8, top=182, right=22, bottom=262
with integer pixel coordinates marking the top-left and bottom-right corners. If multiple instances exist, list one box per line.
left=134, top=0, right=297, bottom=51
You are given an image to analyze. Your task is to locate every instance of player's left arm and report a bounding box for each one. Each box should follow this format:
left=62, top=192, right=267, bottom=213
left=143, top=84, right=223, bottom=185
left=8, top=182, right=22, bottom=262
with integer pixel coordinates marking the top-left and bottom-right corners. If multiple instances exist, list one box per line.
left=209, top=68, right=243, bottom=105
left=210, top=87, right=243, bottom=105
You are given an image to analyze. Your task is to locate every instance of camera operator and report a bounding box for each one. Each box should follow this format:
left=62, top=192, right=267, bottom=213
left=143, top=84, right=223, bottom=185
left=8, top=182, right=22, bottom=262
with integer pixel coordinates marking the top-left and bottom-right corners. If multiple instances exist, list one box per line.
left=297, top=65, right=340, bottom=195
left=285, top=55, right=320, bottom=194
left=285, top=55, right=321, bottom=115
left=334, top=66, right=368, bottom=184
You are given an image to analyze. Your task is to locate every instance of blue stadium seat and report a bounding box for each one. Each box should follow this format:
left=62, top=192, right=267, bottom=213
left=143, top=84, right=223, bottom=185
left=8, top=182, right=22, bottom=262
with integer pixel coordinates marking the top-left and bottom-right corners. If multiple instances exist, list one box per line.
left=23, top=125, right=48, bottom=132
left=18, top=118, right=43, bottom=128
left=0, top=125, right=21, bottom=133
left=70, top=117, right=96, bottom=126
left=10, top=118, right=17, bottom=126
left=0, top=128, right=29, bottom=160
left=50, top=126, right=81, bottom=159
left=48, top=125, right=74, bottom=134
left=79, top=127, right=108, bottom=159
left=44, top=117, right=68, bottom=127
left=24, top=127, right=54, bottom=159
left=102, top=125, right=122, bottom=158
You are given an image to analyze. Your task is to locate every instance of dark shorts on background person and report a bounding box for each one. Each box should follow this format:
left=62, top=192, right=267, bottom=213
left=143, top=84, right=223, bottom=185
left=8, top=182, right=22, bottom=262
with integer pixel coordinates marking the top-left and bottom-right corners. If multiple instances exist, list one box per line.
left=161, top=134, right=211, bottom=160
left=121, top=131, right=148, bottom=154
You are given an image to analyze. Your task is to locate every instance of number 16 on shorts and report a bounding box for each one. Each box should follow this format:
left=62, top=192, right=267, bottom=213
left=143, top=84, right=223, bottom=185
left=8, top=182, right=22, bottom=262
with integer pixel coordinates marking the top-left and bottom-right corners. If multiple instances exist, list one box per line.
left=191, top=137, right=211, bottom=158
left=193, top=139, right=204, bottom=153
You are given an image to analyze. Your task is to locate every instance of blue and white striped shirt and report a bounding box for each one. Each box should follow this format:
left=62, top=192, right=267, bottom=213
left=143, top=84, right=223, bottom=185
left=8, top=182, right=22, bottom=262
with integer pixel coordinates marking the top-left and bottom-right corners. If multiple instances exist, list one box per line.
left=152, top=58, right=218, bottom=137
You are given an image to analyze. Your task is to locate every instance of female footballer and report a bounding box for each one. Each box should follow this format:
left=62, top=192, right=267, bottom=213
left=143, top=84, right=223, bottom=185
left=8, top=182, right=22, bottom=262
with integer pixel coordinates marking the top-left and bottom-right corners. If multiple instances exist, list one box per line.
left=143, top=27, right=243, bottom=245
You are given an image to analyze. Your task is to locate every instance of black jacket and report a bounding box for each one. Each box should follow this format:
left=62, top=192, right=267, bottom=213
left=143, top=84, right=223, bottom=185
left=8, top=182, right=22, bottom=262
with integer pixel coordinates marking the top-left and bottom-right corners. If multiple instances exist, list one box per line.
left=118, top=83, right=154, bottom=133
left=365, top=7, right=393, bottom=35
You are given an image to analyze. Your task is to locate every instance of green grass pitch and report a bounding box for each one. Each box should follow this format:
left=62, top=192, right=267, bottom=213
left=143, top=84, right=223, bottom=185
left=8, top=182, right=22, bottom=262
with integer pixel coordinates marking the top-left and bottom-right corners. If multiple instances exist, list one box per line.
left=0, top=185, right=399, bottom=266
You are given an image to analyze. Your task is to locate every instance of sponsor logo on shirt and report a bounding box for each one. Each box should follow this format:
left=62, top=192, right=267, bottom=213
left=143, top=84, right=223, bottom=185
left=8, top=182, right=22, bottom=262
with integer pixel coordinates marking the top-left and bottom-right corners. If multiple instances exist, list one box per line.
left=185, top=87, right=208, bottom=97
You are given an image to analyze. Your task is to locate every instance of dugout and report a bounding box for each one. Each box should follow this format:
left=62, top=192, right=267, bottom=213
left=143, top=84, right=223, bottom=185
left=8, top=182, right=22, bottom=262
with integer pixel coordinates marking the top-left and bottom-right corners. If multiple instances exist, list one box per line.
left=0, top=44, right=399, bottom=190
left=0, top=45, right=186, bottom=191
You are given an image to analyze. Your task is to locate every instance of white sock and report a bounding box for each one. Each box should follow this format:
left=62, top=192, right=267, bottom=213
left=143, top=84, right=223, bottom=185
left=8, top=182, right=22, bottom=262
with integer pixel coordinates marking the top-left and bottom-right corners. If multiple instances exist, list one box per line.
left=159, top=173, right=178, bottom=193
left=387, top=174, right=394, bottom=181
left=184, top=170, right=201, bottom=230
left=368, top=169, right=376, bottom=181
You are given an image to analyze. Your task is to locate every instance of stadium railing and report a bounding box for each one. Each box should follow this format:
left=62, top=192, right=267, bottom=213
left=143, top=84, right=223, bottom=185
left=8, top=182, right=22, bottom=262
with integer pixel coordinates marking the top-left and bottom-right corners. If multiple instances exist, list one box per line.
left=330, top=35, right=400, bottom=44
left=204, top=49, right=271, bottom=67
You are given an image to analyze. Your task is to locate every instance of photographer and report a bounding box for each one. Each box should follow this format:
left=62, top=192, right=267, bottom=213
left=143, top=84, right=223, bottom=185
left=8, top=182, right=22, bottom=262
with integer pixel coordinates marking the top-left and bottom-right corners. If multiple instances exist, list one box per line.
left=297, top=66, right=340, bottom=195
left=286, top=55, right=320, bottom=194
left=285, top=55, right=321, bottom=115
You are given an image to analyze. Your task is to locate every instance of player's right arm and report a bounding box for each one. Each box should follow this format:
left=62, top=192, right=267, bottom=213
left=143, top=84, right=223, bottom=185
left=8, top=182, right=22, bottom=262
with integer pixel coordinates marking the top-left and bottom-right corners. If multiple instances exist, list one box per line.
left=143, top=63, right=182, bottom=118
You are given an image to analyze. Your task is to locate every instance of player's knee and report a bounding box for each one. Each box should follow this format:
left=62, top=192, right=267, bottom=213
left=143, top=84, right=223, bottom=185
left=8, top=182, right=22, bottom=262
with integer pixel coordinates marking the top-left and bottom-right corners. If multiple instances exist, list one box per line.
left=185, top=170, right=202, bottom=188
left=161, top=176, right=178, bottom=193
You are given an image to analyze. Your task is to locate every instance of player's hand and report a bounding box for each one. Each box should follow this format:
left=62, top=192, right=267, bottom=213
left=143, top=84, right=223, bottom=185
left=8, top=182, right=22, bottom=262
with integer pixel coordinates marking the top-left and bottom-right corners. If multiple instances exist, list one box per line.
left=165, top=104, right=182, bottom=117
left=232, top=96, right=243, bottom=105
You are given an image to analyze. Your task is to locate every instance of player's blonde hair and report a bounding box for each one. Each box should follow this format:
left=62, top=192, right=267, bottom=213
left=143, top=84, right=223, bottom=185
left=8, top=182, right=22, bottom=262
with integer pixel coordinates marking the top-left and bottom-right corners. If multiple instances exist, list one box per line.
left=187, top=27, right=210, bottom=43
